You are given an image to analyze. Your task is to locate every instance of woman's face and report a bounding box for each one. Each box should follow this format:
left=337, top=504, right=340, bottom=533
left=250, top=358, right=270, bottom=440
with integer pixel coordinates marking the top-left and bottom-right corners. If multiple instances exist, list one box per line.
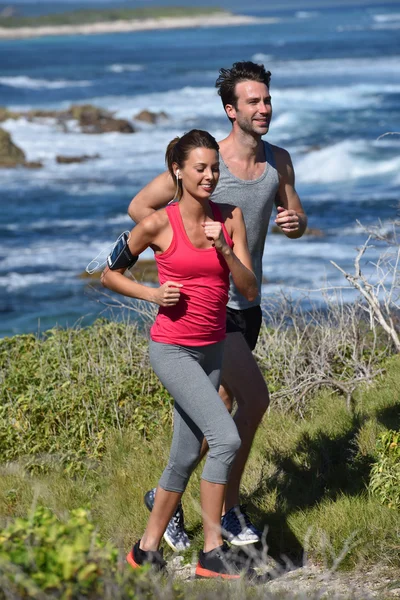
left=178, top=147, right=219, bottom=200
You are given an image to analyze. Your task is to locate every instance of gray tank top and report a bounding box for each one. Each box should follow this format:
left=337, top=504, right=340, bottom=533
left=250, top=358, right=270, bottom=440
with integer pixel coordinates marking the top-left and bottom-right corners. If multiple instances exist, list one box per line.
left=211, top=141, right=279, bottom=310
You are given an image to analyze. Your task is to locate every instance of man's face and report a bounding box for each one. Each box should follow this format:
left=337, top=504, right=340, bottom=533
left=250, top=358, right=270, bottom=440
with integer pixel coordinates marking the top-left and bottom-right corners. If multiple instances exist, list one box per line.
left=227, top=80, right=272, bottom=136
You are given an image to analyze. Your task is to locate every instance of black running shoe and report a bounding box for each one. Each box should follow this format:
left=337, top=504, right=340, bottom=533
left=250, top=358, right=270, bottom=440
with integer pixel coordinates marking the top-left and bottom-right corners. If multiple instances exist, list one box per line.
left=126, top=540, right=167, bottom=572
left=144, top=488, right=191, bottom=551
left=195, top=542, right=256, bottom=580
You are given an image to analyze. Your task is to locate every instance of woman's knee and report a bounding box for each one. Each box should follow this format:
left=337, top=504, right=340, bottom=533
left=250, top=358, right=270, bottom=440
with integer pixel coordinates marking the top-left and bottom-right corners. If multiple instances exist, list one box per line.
left=211, top=425, right=241, bottom=464
left=228, top=428, right=242, bottom=455
left=175, top=449, right=200, bottom=476
left=160, top=450, right=200, bottom=492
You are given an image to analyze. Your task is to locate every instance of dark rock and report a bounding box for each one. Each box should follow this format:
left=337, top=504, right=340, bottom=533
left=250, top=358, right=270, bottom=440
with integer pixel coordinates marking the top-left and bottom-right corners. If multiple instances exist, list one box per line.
left=69, top=104, right=135, bottom=134
left=0, top=127, right=44, bottom=168
left=302, top=144, right=322, bottom=153
left=26, top=109, right=69, bottom=120
left=24, top=161, right=43, bottom=169
left=0, top=127, right=25, bottom=167
left=56, top=153, right=100, bottom=164
left=0, top=104, right=135, bottom=134
left=0, top=107, right=21, bottom=122
left=304, top=227, right=324, bottom=237
left=134, top=109, right=168, bottom=124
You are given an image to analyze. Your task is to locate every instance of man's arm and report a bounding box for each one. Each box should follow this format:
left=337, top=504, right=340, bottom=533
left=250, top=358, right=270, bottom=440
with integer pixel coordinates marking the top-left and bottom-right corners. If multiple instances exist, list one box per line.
left=273, top=146, right=307, bottom=239
left=128, top=171, right=176, bottom=223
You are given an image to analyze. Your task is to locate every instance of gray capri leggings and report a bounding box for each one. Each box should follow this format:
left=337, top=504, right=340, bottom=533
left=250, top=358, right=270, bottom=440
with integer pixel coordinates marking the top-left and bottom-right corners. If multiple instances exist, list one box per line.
left=149, top=339, right=241, bottom=493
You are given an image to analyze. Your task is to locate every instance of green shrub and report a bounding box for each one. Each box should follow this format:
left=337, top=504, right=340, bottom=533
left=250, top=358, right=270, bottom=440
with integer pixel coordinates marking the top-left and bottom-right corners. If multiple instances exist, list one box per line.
left=0, top=320, right=172, bottom=473
left=0, top=505, right=189, bottom=599
left=369, top=430, right=400, bottom=509
left=0, top=505, right=117, bottom=598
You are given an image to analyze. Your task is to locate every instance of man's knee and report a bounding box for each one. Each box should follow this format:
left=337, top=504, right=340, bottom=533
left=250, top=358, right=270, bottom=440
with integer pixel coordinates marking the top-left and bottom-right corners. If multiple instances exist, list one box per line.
left=219, top=382, right=234, bottom=413
left=239, top=386, right=270, bottom=426
left=253, top=390, right=270, bottom=419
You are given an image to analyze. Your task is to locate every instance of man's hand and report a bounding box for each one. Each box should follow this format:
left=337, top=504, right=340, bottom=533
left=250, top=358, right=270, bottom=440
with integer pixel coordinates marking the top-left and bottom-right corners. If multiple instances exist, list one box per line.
left=154, top=281, right=183, bottom=307
left=274, top=205, right=301, bottom=233
left=202, top=221, right=229, bottom=254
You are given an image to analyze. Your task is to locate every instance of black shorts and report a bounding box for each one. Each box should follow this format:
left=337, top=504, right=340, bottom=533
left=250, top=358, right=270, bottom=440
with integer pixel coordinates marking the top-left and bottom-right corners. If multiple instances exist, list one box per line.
left=225, top=305, right=262, bottom=351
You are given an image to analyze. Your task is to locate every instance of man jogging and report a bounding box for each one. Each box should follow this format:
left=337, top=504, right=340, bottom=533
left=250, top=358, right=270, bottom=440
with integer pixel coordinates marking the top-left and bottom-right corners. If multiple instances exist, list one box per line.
left=128, top=61, right=307, bottom=550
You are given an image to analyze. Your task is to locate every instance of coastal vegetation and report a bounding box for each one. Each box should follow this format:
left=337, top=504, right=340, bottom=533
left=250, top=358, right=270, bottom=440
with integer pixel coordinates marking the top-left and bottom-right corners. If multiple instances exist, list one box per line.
left=1, top=294, right=399, bottom=597
left=0, top=6, right=223, bottom=29
left=0, top=192, right=399, bottom=598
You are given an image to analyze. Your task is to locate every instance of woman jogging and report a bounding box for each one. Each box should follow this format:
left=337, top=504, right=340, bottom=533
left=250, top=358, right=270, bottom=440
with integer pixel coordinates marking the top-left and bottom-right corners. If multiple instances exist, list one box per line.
left=101, top=129, right=257, bottom=579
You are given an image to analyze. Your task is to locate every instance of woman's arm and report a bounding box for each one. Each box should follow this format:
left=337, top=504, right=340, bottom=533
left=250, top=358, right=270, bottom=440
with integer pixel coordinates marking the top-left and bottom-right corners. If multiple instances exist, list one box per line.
left=203, top=207, right=258, bottom=302
left=101, top=213, right=182, bottom=307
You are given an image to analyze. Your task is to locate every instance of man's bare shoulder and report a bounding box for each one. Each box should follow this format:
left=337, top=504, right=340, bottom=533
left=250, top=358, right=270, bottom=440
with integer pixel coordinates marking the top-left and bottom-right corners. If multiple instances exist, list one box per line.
left=269, top=143, right=291, bottom=163
left=268, top=143, right=295, bottom=181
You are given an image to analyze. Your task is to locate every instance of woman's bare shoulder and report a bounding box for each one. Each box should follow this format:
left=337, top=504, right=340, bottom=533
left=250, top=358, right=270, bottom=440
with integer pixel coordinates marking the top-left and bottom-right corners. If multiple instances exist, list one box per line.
left=140, top=207, right=170, bottom=234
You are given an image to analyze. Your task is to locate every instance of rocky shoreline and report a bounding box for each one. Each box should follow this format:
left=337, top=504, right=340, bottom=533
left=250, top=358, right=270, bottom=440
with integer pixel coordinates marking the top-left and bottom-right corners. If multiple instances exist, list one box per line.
left=0, top=105, right=167, bottom=167
left=0, top=13, right=278, bottom=40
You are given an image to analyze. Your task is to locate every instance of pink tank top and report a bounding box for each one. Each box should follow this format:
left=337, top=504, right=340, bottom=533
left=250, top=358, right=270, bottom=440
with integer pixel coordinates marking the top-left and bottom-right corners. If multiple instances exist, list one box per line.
left=150, top=201, right=233, bottom=346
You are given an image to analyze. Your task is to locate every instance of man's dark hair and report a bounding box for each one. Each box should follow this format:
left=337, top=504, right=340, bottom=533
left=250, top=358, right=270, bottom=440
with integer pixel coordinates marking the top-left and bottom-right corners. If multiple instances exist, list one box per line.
left=215, top=61, right=271, bottom=112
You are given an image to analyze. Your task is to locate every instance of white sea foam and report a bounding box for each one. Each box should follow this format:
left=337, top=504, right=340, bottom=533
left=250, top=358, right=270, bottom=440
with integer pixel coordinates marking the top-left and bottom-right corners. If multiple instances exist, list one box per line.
left=271, top=56, right=400, bottom=78
left=87, top=86, right=222, bottom=121
left=372, top=13, right=400, bottom=22
left=251, top=53, right=274, bottom=63
left=106, top=64, right=145, bottom=73
left=374, top=134, right=400, bottom=147
left=0, top=240, right=100, bottom=270
left=108, top=213, right=134, bottom=226
left=1, top=76, right=398, bottom=196
left=0, top=234, right=154, bottom=274
left=336, top=24, right=369, bottom=32
left=3, top=214, right=133, bottom=233
left=72, top=78, right=400, bottom=128
left=0, top=76, right=93, bottom=89
left=371, top=22, right=400, bottom=30
left=275, top=82, right=400, bottom=113
left=295, top=11, right=319, bottom=18
left=340, top=219, right=397, bottom=237
left=296, top=139, right=400, bottom=184
left=0, top=271, right=77, bottom=291
left=5, top=218, right=94, bottom=232
left=263, top=234, right=385, bottom=290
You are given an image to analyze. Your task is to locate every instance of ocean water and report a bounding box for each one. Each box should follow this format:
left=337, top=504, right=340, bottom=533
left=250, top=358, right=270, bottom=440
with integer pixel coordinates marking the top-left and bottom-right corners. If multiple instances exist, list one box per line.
left=0, top=1, right=399, bottom=337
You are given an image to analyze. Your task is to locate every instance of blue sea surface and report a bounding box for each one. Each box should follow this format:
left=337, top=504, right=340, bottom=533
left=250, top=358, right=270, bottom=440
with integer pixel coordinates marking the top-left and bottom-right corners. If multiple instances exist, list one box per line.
left=0, top=1, right=399, bottom=336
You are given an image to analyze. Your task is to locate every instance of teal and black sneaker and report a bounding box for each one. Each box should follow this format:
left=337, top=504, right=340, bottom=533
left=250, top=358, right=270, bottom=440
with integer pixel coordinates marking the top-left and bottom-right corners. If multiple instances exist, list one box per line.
left=144, top=488, right=191, bottom=552
left=221, top=505, right=261, bottom=546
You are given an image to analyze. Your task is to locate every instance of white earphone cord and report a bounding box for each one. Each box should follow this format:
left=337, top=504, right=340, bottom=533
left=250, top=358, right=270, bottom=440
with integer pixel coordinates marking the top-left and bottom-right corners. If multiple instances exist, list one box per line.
left=85, top=230, right=130, bottom=275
